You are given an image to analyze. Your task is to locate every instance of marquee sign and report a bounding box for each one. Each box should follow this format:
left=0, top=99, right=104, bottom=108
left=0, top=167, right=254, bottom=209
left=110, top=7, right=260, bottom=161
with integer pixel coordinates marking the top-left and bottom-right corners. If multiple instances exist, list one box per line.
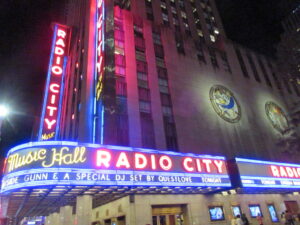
left=1, top=142, right=231, bottom=193
left=236, top=158, right=300, bottom=188
left=38, top=24, right=71, bottom=141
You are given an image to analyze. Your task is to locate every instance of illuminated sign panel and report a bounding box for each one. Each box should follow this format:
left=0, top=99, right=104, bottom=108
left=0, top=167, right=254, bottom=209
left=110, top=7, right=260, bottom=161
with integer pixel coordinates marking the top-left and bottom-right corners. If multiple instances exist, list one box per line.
left=236, top=158, right=300, bottom=188
left=95, top=0, right=105, bottom=100
left=1, top=142, right=231, bottom=193
left=39, top=24, right=71, bottom=141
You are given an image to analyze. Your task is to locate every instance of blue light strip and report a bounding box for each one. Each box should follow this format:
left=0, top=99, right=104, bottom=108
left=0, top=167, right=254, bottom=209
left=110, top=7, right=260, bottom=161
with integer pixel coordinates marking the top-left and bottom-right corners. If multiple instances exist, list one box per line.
left=38, top=25, right=58, bottom=140
left=55, top=57, right=68, bottom=139
left=236, top=157, right=300, bottom=168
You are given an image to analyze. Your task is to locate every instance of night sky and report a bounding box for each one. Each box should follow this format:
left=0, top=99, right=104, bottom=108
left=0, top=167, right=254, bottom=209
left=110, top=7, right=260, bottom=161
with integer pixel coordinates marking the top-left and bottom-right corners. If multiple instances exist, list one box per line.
left=0, top=0, right=298, bottom=157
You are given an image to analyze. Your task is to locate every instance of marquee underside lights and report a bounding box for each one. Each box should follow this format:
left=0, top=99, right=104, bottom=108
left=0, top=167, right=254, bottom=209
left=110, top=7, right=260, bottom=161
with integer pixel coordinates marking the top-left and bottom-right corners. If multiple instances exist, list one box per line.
left=38, top=24, right=71, bottom=141
left=236, top=158, right=300, bottom=188
left=1, top=142, right=231, bottom=193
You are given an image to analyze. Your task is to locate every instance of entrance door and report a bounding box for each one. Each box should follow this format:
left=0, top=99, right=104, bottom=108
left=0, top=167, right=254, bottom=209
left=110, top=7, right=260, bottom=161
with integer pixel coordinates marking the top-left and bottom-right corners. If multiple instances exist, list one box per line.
left=285, top=201, right=299, bottom=213
left=117, top=216, right=126, bottom=225
left=152, top=205, right=185, bottom=225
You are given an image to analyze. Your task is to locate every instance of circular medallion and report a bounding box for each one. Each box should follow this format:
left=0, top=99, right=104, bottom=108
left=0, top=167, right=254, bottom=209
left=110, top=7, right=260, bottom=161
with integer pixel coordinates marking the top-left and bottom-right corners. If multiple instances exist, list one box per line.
left=210, top=85, right=241, bottom=123
left=265, top=102, right=289, bottom=133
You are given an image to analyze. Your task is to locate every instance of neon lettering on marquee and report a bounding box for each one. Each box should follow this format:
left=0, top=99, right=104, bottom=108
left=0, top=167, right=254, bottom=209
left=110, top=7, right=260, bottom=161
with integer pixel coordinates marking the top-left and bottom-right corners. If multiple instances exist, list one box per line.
left=39, top=24, right=71, bottom=141
left=95, top=0, right=105, bottom=100
left=236, top=158, right=300, bottom=188
left=1, top=142, right=231, bottom=193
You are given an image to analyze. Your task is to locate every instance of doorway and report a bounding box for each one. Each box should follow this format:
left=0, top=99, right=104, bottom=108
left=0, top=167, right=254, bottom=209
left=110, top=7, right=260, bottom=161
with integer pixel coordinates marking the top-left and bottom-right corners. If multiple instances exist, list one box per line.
left=152, top=205, right=186, bottom=225
left=284, top=201, right=299, bottom=213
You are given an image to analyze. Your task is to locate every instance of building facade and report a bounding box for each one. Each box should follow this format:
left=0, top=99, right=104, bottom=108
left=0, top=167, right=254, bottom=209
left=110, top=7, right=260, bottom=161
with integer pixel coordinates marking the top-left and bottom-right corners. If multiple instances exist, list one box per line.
left=2, top=0, right=300, bottom=225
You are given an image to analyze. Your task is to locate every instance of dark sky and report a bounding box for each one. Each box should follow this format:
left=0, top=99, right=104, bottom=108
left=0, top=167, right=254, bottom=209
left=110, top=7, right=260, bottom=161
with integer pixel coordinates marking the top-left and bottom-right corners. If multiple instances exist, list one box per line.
left=0, top=0, right=298, bottom=157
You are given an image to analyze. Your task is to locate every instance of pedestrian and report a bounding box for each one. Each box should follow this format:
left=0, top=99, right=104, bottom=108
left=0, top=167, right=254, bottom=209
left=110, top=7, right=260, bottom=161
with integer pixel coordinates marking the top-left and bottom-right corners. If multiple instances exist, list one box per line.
left=281, top=211, right=286, bottom=225
left=236, top=215, right=243, bottom=225
left=241, top=213, right=249, bottom=225
left=285, top=210, right=295, bottom=225
left=230, top=215, right=237, bottom=225
left=257, top=213, right=263, bottom=225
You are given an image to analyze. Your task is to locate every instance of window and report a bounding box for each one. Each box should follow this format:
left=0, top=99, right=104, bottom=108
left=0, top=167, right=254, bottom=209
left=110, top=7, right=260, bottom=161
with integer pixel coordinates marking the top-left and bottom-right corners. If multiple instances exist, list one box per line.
left=161, top=94, right=172, bottom=106
left=139, top=101, right=151, bottom=113
left=156, top=57, right=166, bottom=68
left=116, top=77, right=127, bottom=96
left=116, top=96, right=127, bottom=114
left=135, top=36, right=145, bottom=51
left=115, top=65, right=126, bottom=76
left=154, top=44, right=164, bottom=58
left=159, top=78, right=169, bottom=93
left=235, top=48, right=249, bottom=78
left=140, top=112, right=155, bottom=148
left=138, top=88, right=151, bottom=101
left=258, top=58, right=272, bottom=87
left=157, top=67, right=168, bottom=78
left=247, top=53, right=261, bottom=82
left=115, top=54, right=126, bottom=66
left=220, top=52, right=231, bottom=73
left=116, top=113, right=129, bottom=146
left=153, top=33, right=162, bottom=45
left=136, top=60, right=148, bottom=73
left=197, top=48, right=206, bottom=63
left=208, top=48, right=218, bottom=68
left=136, top=50, right=146, bottom=61
left=115, top=30, right=125, bottom=41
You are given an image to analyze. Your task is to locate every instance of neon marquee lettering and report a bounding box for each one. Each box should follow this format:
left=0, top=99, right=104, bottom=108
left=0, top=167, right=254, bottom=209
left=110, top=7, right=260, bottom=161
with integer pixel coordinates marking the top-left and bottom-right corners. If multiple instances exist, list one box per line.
left=270, top=165, right=300, bottom=178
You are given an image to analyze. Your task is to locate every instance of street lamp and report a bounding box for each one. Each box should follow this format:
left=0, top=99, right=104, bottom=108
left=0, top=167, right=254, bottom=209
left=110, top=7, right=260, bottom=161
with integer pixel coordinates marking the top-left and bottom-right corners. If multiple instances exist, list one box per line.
left=0, top=105, right=9, bottom=118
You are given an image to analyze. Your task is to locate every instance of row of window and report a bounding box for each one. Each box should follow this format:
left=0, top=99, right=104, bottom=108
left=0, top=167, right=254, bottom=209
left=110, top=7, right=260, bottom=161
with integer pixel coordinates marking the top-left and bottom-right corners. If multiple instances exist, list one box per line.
left=235, top=47, right=300, bottom=96
left=153, top=31, right=179, bottom=150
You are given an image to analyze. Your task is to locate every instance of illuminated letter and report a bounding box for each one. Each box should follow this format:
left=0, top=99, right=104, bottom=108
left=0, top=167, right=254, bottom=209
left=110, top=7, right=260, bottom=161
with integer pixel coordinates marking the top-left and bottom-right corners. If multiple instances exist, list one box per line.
left=196, top=159, right=202, bottom=172
left=47, top=106, right=57, bottom=116
left=213, top=160, right=224, bottom=173
left=50, top=94, right=56, bottom=104
left=55, top=47, right=65, bottom=55
left=202, top=159, right=212, bottom=173
left=56, top=38, right=66, bottom=47
left=50, top=83, right=60, bottom=93
left=286, top=167, right=294, bottom=178
left=52, top=66, right=63, bottom=75
left=96, top=150, right=111, bottom=168
left=116, top=152, right=130, bottom=168
left=279, top=166, right=288, bottom=177
left=151, top=155, right=156, bottom=170
left=57, top=29, right=66, bottom=38
left=183, top=157, right=194, bottom=172
left=135, top=153, right=147, bottom=169
left=270, top=166, right=279, bottom=177
left=159, top=155, right=172, bottom=171
left=45, top=119, right=56, bottom=129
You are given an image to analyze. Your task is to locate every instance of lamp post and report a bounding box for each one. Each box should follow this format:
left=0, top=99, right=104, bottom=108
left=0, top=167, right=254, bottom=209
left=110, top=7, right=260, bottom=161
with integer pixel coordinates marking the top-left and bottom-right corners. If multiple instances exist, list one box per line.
left=0, top=105, right=9, bottom=141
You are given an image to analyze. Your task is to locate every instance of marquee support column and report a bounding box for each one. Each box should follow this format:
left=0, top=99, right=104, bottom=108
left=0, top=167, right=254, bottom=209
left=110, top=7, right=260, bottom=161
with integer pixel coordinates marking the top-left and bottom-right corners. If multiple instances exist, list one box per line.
left=75, top=195, right=92, bottom=225
left=49, top=212, right=60, bottom=225
left=60, top=205, right=73, bottom=225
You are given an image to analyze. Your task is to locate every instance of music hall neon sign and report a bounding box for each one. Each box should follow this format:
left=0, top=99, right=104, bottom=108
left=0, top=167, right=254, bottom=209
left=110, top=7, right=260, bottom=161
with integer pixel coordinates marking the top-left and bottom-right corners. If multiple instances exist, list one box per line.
left=1, top=142, right=231, bottom=193
left=39, top=24, right=71, bottom=141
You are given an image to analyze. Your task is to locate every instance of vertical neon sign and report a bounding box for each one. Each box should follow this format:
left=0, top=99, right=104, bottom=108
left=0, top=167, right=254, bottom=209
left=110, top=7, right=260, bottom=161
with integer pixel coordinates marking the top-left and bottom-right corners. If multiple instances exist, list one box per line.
left=93, top=0, right=105, bottom=143
left=95, top=0, right=105, bottom=100
left=39, top=24, right=71, bottom=141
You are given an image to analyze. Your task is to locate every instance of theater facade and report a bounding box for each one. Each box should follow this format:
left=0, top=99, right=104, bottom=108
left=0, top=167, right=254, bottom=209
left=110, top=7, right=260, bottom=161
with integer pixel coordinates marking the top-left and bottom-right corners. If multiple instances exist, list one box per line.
left=2, top=0, right=300, bottom=224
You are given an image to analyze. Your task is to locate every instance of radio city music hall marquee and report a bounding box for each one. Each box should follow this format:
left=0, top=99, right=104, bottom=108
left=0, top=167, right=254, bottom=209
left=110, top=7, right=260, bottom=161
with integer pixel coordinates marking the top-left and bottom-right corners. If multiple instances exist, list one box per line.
left=1, top=142, right=231, bottom=193
left=236, top=158, right=300, bottom=188
left=38, top=24, right=71, bottom=141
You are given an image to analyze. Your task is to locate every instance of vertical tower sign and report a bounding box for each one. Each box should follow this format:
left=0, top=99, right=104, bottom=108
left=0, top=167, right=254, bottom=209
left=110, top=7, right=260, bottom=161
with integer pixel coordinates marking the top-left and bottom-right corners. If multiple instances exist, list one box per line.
left=39, top=24, right=71, bottom=141
left=95, top=0, right=105, bottom=100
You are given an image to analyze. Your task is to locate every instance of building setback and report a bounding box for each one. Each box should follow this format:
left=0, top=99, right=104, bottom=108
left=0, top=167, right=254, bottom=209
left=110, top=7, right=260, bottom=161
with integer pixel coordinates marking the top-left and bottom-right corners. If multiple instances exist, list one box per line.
left=2, top=0, right=300, bottom=225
